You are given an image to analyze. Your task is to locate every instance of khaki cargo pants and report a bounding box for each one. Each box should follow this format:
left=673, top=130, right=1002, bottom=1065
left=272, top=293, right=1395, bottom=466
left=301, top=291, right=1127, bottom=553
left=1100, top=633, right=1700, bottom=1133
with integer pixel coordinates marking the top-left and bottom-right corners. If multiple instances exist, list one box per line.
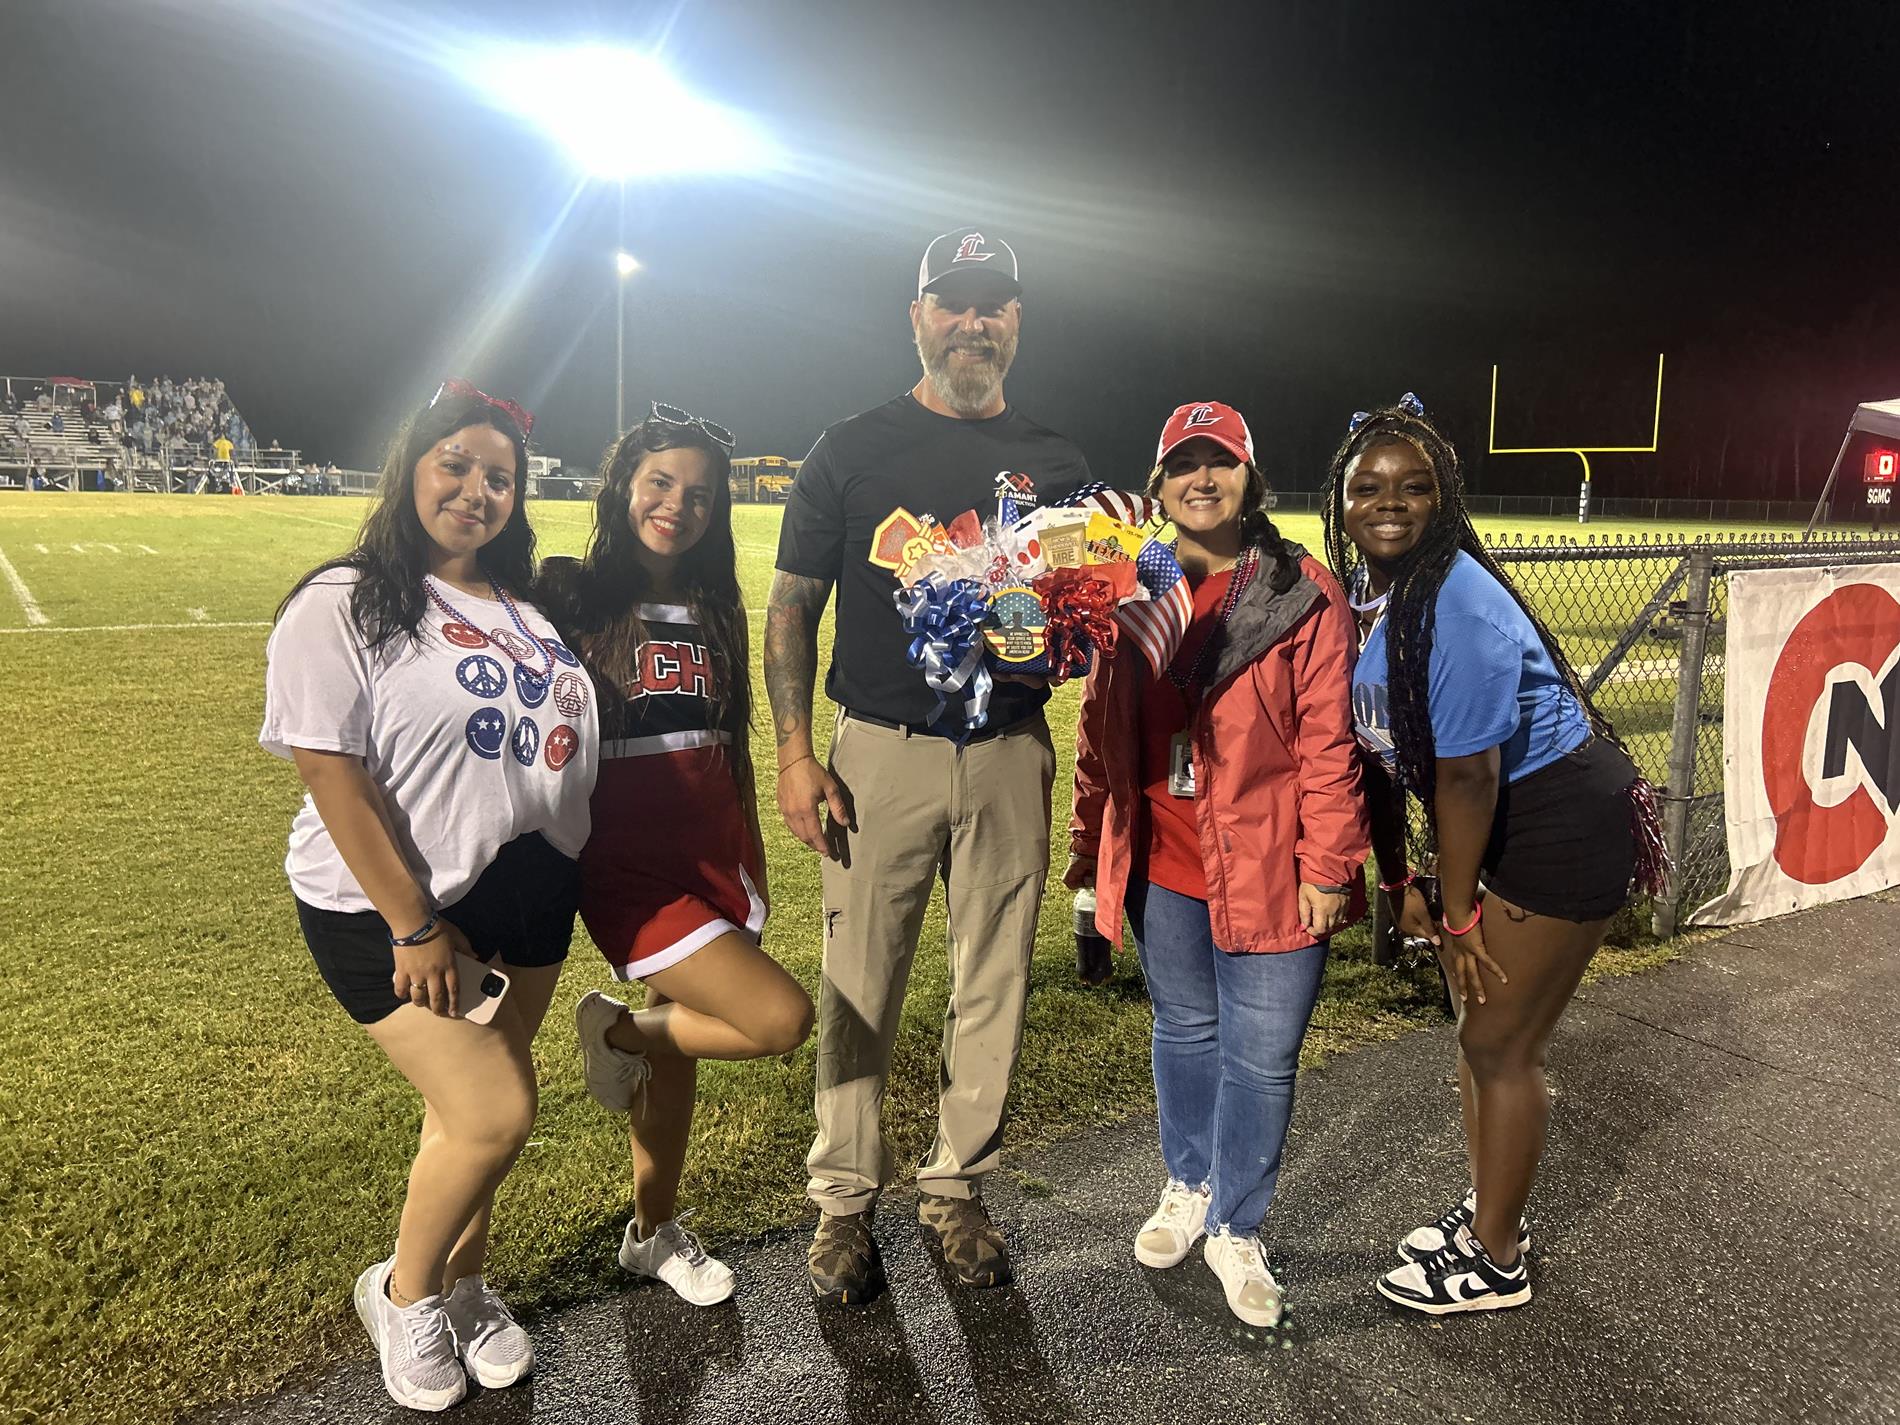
left=805, top=708, right=1056, bottom=1215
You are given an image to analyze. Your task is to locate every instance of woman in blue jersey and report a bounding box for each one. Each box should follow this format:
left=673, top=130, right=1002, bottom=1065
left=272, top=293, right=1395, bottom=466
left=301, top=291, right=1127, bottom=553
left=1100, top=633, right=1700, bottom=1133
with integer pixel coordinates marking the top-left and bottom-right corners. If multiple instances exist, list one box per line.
left=539, top=404, right=813, bottom=1307
left=1324, top=395, right=1665, bottom=1316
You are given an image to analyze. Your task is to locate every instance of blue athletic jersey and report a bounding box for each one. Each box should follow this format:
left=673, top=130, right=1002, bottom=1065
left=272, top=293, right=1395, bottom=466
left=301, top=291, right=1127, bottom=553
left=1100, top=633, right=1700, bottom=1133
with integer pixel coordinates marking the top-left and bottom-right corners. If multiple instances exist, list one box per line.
left=1352, top=551, right=1590, bottom=785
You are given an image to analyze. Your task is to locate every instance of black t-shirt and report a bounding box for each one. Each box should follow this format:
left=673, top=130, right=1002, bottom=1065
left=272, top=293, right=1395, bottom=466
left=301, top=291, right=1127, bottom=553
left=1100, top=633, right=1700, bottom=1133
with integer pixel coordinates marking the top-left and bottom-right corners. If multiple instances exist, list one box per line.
left=776, top=393, right=1093, bottom=727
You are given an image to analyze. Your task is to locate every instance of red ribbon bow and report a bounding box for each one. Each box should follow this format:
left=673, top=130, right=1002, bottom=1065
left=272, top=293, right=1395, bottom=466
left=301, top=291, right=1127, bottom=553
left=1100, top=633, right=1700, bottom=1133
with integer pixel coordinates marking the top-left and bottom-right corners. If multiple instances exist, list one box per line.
left=1033, top=567, right=1119, bottom=681
left=432, top=378, right=535, bottom=438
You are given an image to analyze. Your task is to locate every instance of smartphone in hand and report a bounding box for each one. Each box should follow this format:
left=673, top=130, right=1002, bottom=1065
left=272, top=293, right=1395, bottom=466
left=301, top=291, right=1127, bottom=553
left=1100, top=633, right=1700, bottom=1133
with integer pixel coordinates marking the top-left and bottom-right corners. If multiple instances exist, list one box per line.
left=452, top=950, right=511, bottom=1025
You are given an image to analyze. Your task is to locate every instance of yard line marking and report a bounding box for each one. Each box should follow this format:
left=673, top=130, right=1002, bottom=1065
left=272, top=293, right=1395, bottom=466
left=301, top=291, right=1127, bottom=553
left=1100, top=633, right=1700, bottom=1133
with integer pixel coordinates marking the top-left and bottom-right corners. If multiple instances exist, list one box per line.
left=0, top=547, right=50, bottom=626
left=136, top=544, right=157, bottom=554
left=0, top=620, right=269, bottom=635
left=265, top=510, right=361, bottom=531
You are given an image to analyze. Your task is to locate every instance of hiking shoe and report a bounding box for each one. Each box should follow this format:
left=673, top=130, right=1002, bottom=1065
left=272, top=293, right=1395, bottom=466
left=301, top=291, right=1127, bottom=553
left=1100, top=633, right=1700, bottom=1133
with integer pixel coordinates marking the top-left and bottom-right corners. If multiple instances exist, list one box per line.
left=918, top=1192, right=1011, bottom=1288
left=353, top=1257, right=467, bottom=1412
left=1204, top=1230, right=1284, bottom=1328
left=1399, top=1187, right=1531, bottom=1263
left=1134, top=1179, right=1211, bottom=1268
left=1378, top=1222, right=1531, bottom=1315
left=808, top=1210, right=882, bottom=1306
left=619, top=1215, right=736, bottom=1306
left=443, top=1273, right=534, bottom=1389
left=575, top=989, right=650, bottom=1112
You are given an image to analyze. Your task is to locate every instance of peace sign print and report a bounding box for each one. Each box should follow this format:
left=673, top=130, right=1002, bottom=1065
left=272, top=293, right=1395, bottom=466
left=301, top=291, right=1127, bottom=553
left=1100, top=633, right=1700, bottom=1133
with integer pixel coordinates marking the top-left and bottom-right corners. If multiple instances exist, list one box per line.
left=511, top=716, right=541, bottom=767
left=456, top=654, right=509, bottom=700
left=552, top=670, right=589, bottom=718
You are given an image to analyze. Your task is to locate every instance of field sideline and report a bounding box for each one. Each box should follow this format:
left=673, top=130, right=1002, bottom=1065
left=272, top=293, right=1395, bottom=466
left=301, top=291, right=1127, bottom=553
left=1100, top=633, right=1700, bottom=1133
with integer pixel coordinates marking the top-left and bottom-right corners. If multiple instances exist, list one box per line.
left=1, top=492, right=1711, bottom=1424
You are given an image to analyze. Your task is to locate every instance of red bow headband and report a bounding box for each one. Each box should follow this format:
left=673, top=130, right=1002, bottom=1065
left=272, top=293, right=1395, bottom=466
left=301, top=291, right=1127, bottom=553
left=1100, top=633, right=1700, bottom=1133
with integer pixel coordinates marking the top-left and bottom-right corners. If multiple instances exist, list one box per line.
left=431, top=378, right=535, bottom=439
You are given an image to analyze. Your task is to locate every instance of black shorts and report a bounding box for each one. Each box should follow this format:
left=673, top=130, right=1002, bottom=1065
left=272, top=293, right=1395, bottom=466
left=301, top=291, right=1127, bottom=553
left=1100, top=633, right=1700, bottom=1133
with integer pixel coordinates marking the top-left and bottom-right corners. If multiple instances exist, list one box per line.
left=1482, top=737, right=1640, bottom=923
left=295, top=832, right=581, bottom=1025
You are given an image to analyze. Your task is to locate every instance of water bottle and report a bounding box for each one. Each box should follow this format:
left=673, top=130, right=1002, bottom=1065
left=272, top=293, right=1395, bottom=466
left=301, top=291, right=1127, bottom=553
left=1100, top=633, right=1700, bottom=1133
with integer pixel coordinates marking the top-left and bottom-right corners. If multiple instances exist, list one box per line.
left=1073, top=886, right=1113, bottom=985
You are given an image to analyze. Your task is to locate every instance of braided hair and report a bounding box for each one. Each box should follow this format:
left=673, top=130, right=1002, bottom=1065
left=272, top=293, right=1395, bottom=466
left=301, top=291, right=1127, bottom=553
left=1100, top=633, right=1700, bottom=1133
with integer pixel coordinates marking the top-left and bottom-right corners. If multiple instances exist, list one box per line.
left=1321, top=400, right=1618, bottom=808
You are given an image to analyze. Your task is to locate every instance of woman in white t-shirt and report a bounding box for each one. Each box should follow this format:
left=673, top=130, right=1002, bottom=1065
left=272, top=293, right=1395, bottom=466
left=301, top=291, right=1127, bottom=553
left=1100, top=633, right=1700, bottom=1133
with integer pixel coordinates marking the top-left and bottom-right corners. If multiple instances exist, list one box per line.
left=260, top=380, right=598, bottom=1413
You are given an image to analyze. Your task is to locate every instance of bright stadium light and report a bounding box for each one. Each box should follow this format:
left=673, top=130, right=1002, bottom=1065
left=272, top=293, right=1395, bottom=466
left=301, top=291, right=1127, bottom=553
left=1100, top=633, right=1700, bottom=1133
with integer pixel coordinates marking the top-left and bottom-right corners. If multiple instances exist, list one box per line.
left=614, top=249, right=641, bottom=277
left=463, top=44, right=779, bottom=179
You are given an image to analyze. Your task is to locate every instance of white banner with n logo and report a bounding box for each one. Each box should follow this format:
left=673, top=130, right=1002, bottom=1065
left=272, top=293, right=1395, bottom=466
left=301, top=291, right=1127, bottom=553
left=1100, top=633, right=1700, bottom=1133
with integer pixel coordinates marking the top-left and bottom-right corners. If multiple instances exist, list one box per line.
left=1693, top=563, right=1900, bottom=924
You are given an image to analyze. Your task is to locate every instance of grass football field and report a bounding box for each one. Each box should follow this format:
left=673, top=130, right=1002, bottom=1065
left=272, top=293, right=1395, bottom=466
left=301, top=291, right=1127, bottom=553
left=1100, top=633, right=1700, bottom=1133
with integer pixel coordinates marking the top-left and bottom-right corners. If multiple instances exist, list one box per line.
left=0, top=492, right=1724, bottom=1423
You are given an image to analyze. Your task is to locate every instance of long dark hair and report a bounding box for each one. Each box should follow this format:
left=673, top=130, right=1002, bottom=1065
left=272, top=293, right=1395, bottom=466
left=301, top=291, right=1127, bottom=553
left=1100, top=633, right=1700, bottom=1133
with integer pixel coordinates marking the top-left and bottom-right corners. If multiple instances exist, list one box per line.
left=1146, top=453, right=1302, bottom=595
left=275, top=391, right=534, bottom=647
left=552, top=417, right=753, bottom=793
left=1321, top=402, right=1616, bottom=805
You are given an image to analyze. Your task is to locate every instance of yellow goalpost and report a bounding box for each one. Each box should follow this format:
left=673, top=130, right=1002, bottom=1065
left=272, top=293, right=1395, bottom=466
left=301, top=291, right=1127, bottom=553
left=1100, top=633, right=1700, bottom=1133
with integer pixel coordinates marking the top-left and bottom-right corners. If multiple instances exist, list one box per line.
left=1488, top=353, right=1665, bottom=523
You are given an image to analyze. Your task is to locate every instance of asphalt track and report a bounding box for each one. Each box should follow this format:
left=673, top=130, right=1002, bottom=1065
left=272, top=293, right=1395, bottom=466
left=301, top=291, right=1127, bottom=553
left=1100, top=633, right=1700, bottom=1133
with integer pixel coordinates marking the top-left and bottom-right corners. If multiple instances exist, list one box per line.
left=197, top=896, right=1900, bottom=1424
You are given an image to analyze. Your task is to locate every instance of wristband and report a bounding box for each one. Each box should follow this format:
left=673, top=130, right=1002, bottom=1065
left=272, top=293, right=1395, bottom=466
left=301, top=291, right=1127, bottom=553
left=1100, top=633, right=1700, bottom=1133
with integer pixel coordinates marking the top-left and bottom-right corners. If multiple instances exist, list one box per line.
left=1444, top=903, right=1483, bottom=937
left=390, top=911, right=440, bottom=947
left=1378, top=871, right=1415, bottom=892
left=778, top=752, right=816, bottom=774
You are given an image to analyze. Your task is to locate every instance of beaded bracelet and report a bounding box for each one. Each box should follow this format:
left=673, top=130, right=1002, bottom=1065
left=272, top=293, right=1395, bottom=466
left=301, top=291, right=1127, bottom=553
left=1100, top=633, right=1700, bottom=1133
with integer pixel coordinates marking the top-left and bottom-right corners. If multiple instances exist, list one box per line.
left=1377, top=871, right=1415, bottom=893
left=390, top=911, right=440, bottom=948
left=1444, top=903, right=1483, bottom=937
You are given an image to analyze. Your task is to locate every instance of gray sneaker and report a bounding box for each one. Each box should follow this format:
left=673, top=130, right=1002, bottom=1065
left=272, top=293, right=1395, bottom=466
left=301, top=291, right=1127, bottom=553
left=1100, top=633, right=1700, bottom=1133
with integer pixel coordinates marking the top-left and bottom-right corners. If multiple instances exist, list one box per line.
left=575, top=989, right=650, bottom=1112
left=444, top=1273, right=534, bottom=1389
left=353, top=1257, right=467, bottom=1412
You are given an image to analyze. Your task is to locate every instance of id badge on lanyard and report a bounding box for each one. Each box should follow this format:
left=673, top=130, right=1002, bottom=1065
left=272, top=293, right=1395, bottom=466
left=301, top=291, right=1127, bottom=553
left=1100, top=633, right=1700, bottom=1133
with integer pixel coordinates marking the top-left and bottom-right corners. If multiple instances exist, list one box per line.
left=1168, top=729, right=1196, bottom=799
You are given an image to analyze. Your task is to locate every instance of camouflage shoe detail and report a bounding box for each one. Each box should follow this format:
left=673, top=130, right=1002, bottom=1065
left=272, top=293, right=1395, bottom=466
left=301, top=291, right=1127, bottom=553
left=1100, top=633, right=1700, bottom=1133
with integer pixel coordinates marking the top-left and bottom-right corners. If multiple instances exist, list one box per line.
left=808, top=1211, right=882, bottom=1307
left=918, top=1192, right=1011, bottom=1288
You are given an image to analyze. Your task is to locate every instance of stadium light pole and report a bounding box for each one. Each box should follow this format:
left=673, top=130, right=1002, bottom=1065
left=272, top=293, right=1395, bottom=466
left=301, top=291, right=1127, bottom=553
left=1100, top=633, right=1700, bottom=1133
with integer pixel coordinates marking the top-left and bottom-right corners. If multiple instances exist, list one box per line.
left=615, top=244, right=640, bottom=434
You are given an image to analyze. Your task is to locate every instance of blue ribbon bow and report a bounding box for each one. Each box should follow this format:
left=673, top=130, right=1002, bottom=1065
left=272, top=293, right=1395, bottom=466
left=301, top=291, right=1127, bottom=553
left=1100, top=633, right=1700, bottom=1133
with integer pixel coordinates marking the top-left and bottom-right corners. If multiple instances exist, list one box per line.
left=895, top=575, right=994, bottom=731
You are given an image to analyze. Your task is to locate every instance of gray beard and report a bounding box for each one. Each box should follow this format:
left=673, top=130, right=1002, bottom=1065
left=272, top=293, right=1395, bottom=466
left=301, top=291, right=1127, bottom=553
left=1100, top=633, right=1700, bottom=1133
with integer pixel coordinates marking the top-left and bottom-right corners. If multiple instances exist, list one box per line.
left=923, top=358, right=1005, bottom=417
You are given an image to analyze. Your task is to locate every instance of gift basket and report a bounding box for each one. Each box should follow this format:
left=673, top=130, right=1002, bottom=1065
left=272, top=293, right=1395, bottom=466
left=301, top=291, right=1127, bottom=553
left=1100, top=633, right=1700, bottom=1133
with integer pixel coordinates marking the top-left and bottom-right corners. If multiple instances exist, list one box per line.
left=869, top=477, right=1192, bottom=731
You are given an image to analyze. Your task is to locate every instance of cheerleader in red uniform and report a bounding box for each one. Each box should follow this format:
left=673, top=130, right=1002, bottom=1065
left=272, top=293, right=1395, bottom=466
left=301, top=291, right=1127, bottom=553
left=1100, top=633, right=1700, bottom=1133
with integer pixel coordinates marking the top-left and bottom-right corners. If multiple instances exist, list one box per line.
left=542, top=403, right=813, bottom=1306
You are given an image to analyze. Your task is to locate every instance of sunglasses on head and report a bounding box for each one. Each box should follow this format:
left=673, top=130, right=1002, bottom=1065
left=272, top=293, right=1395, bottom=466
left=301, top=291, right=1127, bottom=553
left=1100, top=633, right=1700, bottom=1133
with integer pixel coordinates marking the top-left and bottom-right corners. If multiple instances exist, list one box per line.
left=431, top=378, right=535, bottom=438
left=648, top=400, right=735, bottom=453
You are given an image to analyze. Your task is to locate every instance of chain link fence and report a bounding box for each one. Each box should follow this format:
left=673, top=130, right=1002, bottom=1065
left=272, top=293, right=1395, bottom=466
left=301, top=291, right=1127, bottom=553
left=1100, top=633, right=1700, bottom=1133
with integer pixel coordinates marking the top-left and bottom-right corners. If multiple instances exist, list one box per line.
left=1382, top=529, right=1900, bottom=947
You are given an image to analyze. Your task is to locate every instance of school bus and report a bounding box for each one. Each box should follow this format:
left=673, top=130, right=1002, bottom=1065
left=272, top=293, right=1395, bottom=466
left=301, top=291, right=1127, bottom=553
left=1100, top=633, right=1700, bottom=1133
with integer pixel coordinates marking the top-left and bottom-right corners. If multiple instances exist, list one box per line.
left=730, top=455, right=800, bottom=503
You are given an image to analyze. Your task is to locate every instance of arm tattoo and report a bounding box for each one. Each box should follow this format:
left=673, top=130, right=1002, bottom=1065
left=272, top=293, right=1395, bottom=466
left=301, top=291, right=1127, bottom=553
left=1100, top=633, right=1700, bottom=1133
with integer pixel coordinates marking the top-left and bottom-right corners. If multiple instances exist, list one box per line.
left=763, top=571, right=832, bottom=752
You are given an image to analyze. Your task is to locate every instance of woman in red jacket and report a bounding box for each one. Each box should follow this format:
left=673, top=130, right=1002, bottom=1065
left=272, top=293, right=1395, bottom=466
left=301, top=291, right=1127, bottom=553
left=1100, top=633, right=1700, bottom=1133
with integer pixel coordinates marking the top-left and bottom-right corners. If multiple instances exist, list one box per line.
left=1066, top=401, right=1369, bottom=1329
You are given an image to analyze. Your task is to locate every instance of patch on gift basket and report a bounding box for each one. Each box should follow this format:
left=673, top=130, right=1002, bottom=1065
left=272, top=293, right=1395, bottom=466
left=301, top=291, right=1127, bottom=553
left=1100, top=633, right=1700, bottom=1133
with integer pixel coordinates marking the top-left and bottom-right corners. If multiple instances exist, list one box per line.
left=984, top=586, right=1048, bottom=664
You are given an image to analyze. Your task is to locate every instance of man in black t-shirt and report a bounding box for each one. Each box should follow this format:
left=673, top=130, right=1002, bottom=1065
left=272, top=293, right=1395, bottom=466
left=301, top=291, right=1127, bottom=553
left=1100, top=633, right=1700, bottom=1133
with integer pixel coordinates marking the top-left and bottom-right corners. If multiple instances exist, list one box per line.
left=768, top=227, right=1092, bottom=1304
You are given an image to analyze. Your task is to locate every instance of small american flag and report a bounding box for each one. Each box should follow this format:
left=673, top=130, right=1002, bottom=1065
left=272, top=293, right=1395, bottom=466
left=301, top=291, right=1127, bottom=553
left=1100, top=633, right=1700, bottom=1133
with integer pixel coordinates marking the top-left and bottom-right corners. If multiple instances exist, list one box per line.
left=1119, top=539, right=1191, bottom=676
left=1055, top=482, right=1158, bottom=528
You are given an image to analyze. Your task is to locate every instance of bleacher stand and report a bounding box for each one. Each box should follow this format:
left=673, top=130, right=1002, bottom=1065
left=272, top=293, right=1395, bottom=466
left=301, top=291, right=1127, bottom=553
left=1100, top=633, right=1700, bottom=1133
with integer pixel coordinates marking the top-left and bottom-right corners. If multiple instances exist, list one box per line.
left=0, top=375, right=308, bottom=493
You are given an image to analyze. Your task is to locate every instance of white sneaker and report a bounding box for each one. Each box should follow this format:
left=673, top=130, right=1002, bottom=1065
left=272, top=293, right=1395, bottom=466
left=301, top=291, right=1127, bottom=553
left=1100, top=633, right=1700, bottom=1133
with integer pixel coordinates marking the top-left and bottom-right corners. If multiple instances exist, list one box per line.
left=576, top=989, right=650, bottom=1112
left=618, top=1215, right=736, bottom=1306
left=1204, top=1230, right=1285, bottom=1328
left=444, top=1273, right=534, bottom=1389
left=353, top=1257, right=468, bottom=1412
left=1133, top=1179, right=1211, bottom=1268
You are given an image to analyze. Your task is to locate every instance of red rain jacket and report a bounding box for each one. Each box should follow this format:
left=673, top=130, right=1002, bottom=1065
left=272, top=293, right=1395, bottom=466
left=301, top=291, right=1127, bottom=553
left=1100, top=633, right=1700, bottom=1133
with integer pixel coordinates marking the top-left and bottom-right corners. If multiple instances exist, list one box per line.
left=1070, top=548, right=1370, bottom=952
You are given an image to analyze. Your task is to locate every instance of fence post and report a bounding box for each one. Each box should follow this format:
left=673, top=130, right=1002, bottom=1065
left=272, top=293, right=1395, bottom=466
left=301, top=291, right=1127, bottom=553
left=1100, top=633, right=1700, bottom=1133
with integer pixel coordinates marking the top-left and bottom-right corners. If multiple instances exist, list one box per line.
left=1653, top=544, right=1715, bottom=938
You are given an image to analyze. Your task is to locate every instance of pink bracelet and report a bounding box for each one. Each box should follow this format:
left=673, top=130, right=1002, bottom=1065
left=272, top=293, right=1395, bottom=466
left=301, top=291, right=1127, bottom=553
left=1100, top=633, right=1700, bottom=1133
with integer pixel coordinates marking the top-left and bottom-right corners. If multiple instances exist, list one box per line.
left=1377, top=871, right=1415, bottom=893
left=1444, top=903, right=1483, bottom=937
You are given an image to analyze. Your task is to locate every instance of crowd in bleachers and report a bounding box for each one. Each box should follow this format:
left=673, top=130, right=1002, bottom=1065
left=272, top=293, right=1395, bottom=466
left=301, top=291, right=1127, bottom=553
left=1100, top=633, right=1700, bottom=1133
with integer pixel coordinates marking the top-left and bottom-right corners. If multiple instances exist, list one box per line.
left=115, top=374, right=257, bottom=464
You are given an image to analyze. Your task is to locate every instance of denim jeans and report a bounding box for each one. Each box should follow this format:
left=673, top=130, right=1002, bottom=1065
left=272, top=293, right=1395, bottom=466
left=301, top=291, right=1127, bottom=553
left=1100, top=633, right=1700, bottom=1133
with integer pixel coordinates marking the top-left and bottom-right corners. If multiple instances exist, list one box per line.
left=1129, top=881, right=1328, bottom=1237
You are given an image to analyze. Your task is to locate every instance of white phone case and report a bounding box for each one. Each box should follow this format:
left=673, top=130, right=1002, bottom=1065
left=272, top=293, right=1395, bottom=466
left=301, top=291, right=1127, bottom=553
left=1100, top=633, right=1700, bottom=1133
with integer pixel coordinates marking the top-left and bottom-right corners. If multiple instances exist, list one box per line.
left=453, top=951, right=511, bottom=1025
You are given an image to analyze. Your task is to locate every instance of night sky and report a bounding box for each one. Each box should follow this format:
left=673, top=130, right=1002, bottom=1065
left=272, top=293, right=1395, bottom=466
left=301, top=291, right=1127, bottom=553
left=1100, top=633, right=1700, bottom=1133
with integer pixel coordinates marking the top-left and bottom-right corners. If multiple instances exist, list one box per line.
left=5, top=0, right=1899, bottom=501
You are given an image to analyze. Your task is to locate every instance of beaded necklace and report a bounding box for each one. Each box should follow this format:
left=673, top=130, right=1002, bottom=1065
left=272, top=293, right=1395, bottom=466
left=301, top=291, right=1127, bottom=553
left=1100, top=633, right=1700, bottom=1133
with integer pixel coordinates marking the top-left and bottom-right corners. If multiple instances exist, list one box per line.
left=1167, top=544, right=1260, bottom=697
left=424, top=575, right=554, bottom=682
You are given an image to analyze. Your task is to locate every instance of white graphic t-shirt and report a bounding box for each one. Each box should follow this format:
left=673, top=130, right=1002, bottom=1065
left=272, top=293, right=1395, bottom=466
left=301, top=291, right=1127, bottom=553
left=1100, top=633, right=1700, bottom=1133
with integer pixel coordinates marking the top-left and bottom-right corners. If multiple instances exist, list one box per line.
left=260, top=571, right=600, bottom=912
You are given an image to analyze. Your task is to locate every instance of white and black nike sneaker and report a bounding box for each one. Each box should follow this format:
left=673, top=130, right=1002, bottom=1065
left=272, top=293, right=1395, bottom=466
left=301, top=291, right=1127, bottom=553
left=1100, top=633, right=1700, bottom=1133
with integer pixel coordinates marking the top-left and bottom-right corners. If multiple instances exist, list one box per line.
left=1398, top=1187, right=1531, bottom=1263
left=1377, top=1223, right=1531, bottom=1315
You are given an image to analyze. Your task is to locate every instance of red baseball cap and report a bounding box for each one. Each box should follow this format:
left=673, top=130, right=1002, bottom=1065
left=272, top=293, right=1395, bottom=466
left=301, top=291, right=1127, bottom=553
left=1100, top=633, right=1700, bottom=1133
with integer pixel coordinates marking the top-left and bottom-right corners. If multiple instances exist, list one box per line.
left=1155, top=401, right=1255, bottom=467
